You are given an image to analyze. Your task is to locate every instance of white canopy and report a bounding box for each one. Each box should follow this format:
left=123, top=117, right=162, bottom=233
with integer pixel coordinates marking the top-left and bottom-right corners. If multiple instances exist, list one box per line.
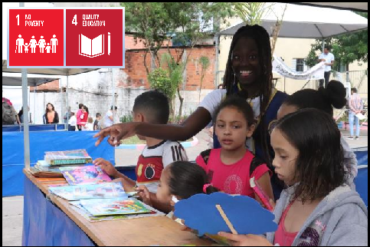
left=2, top=72, right=60, bottom=87
left=219, top=3, right=368, bottom=38
left=296, top=2, right=368, bottom=12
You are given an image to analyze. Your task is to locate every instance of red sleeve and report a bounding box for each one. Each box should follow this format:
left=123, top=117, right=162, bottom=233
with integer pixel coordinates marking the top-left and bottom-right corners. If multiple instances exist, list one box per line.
left=251, top=164, right=271, bottom=180
left=195, top=154, right=207, bottom=171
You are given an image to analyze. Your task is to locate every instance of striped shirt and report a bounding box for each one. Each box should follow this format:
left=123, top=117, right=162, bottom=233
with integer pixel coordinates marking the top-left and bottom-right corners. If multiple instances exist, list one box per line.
left=349, top=93, right=363, bottom=113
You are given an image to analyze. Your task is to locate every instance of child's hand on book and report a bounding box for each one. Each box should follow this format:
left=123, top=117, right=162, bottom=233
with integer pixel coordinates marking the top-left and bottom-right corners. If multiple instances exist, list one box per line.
left=93, top=158, right=119, bottom=178
left=217, top=233, right=272, bottom=246
left=136, top=185, right=152, bottom=206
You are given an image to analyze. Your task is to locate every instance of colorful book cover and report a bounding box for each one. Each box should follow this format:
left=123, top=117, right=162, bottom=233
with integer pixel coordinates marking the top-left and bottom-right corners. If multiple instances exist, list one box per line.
left=61, top=165, right=112, bottom=185
left=49, top=182, right=127, bottom=201
left=70, top=200, right=164, bottom=222
left=44, top=149, right=93, bottom=165
left=79, top=198, right=151, bottom=216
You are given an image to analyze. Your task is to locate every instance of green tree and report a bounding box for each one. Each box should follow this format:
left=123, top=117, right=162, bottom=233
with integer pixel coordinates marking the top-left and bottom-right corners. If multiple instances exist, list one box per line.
left=305, top=12, right=367, bottom=71
left=121, top=2, right=235, bottom=118
left=198, top=56, right=210, bottom=103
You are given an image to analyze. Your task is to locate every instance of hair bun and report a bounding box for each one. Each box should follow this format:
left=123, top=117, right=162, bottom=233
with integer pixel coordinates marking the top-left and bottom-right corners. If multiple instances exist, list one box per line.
left=322, top=80, right=347, bottom=109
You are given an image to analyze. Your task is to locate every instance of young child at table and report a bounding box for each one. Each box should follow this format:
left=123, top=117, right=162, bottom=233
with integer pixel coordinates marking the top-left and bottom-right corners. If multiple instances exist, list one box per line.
left=136, top=161, right=219, bottom=219
left=195, top=95, right=274, bottom=202
left=94, top=90, right=188, bottom=213
left=218, top=109, right=368, bottom=246
left=274, top=80, right=358, bottom=189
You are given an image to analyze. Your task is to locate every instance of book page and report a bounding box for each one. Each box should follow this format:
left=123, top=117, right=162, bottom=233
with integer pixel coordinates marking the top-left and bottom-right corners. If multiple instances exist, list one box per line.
left=92, top=34, right=103, bottom=56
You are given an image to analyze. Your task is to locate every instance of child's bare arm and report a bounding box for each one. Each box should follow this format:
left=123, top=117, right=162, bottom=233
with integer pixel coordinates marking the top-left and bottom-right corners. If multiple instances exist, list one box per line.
left=255, top=173, right=275, bottom=206
left=94, top=158, right=136, bottom=191
left=148, top=192, right=172, bottom=214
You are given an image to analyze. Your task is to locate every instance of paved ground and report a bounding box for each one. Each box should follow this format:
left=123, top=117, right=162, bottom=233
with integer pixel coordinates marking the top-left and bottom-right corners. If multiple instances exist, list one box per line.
left=2, top=128, right=367, bottom=246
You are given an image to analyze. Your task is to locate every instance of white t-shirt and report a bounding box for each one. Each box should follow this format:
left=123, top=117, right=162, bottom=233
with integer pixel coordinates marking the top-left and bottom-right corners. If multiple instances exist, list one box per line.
left=83, top=123, right=94, bottom=131
left=68, top=115, right=77, bottom=126
left=104, top=110, right=114, bottom=128
left=199, top=89, right=264, bottom=153
left=319, top=52, right=335, bottom=72
left=135, top=140, right=189, bottom=193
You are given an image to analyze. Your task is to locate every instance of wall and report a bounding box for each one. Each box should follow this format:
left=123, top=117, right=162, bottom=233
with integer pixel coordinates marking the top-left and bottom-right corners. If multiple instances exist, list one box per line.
left=121, top=46, right=216, bottom=91
left=29, top=68, right=214, bottom=124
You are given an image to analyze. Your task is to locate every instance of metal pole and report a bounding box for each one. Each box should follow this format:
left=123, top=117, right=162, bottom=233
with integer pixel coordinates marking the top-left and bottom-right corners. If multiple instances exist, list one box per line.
left=20, top=2, right=30, bottom=169
left=22, top=69, right=30, bottom=170
left=214, top=33, right=220, bottom=88
left=111, top=68, right=116, bottom=123
left=33, top=86, right=36, bottom=124
left=66, top=76, right=69, bottom=130
left=322, top=39, right=325, bottom=53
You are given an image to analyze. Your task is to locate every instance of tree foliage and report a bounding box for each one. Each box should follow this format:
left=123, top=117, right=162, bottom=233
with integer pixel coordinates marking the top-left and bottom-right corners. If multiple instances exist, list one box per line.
left=305, top=12, right=367, bottom=71
left=121, top=2, right=234, bottom=73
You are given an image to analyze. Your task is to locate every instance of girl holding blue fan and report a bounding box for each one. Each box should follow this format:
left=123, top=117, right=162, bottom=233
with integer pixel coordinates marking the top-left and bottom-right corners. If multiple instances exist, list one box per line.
left=219, top=109, right=367, bottom=246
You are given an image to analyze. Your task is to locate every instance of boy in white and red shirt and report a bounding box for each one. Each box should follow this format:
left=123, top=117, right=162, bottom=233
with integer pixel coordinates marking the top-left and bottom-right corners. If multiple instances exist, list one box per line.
left=94, top=90, right=188, bottom=213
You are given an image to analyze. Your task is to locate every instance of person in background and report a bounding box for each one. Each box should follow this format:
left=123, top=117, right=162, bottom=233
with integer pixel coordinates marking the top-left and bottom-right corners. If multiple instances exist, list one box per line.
left=94, top=113, right=102, bottom=131
left=18, top=106, right=32, bottom=124
left=78, top=105, right=89, bottom=131
left=83, top=117, right=94, bottom=131
left=2, top=97, right=20, bottom=124
left=318, top=46, right=335, bottom=88
left=63, top=106, right=72, bottom=124
left=76, top=103, right=84, bottom=131
left=43, top=103, right=59, bottom=124
left=104, top=106, right=117, bottom=128
left=68, top=112, right=76, bottom=131
left=348, top=87, right=364, bottom=140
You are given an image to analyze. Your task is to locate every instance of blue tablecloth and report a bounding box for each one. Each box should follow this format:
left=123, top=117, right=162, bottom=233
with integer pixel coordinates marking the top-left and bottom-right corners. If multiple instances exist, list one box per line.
left=2, top=131, right=117, bottom=196
left=22, top=177, right=95, bottom=246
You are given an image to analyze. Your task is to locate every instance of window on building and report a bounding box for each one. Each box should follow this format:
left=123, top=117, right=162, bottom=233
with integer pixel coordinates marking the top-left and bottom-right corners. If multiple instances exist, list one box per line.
left=296, top=58, right=305, bottom=72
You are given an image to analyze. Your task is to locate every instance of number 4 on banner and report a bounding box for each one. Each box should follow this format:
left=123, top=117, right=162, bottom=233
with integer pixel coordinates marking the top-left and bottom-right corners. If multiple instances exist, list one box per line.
left=72, top=15, right=77, bottom=26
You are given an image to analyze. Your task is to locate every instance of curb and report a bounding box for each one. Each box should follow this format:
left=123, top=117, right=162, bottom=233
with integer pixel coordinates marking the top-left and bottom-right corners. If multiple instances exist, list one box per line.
left=115, top=136, right=199, bottom=150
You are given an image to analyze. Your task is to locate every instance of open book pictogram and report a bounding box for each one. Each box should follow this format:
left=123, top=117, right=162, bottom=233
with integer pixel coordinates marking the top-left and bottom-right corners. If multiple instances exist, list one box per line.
left=79, top=34, right=104, bottom=58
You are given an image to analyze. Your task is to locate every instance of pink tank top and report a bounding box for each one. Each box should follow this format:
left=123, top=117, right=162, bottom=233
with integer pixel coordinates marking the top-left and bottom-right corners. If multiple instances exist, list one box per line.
left=274, top=201, right=298, bottom=246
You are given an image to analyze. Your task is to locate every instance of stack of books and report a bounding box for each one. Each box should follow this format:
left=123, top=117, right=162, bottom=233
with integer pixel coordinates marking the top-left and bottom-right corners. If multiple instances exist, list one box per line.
left=30, top=149, right=93, bottom=178
left=44, top=149, right=93, bottom=165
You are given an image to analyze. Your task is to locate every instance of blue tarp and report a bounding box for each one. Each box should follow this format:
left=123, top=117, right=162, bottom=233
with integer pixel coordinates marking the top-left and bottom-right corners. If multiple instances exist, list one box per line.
left=2, top=131, right=116, bottom=196
left=22, top=177, right=95, bottom=246
left=3, top=124, right=66, bottom=132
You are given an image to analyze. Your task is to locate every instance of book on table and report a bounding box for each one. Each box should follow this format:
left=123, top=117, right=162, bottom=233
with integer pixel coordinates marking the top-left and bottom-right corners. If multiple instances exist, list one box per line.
left=44, top=149, right=93, bottom=165
left=49, top=182, right=127, bottom=201
left=79, top=198, right=151, bottom=216
left=30, top=160, right=86, bottom=178
left=61, top=165, right=112, bottom=185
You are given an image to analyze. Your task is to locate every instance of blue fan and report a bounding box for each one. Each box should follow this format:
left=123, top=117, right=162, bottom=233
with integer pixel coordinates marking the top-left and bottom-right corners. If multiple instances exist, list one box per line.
left=174, top=192, right=277, bottom=236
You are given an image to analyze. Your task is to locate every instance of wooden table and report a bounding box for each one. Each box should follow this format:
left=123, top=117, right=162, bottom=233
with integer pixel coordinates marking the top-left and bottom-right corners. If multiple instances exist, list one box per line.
left=22, top=169, right=213, bottom=246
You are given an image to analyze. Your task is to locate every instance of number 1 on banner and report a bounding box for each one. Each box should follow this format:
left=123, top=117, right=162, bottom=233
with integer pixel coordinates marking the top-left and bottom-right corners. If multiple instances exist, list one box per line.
left=72, top=14, right=77, bottom=26
left=16, top=14, right=19, bottom=25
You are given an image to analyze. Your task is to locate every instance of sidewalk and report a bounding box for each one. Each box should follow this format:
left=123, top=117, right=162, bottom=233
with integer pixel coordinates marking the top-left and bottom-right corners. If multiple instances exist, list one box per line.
left=2, top=128, right=367, bottom=246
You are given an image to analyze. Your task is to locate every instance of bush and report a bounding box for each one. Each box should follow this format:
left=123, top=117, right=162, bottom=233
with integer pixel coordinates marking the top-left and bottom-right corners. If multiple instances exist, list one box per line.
left=148, top=68, right=176, bottom=100
left=120, top=115, right=133, bottom=123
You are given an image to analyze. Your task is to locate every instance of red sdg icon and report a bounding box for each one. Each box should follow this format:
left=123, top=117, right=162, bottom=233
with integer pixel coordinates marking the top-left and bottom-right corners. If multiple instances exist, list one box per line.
left=65, top=8, right=125, bottom=67
left=8, top=9, right=64, bottom=67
